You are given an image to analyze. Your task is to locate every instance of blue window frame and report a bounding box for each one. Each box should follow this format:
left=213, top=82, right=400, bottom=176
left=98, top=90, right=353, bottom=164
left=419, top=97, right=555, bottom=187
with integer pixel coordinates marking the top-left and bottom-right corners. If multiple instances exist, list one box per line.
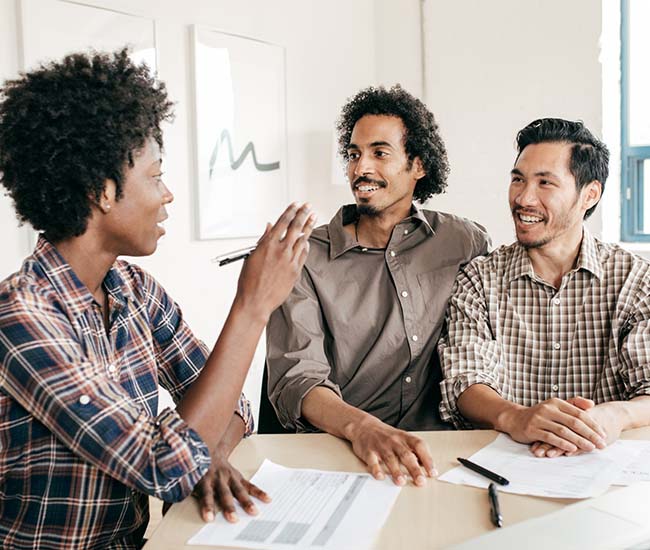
left=621, top=0, right=650, bottom=242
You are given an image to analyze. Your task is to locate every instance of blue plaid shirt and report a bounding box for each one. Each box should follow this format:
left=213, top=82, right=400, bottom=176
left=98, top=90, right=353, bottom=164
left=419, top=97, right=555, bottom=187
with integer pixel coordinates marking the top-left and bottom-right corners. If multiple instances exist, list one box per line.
left=0, top=236, right=253, bottom=549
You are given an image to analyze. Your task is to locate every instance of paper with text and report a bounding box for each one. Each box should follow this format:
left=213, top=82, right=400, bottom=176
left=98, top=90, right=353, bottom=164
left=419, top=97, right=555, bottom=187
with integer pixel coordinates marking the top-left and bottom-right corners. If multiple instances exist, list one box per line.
left=439, top=434, right=644, bottom=498
left=187, top=459, right=401, bottom=549
left=613, top=440, right=650, bottom=485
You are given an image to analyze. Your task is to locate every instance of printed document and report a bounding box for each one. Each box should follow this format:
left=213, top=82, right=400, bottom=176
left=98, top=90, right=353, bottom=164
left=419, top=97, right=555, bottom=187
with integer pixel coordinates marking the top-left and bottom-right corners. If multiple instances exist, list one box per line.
left=614, top=440, right=650, bottom=485
left=187, top=460, right=401, bottom=550
left=439, top=434, right=644, bottom=498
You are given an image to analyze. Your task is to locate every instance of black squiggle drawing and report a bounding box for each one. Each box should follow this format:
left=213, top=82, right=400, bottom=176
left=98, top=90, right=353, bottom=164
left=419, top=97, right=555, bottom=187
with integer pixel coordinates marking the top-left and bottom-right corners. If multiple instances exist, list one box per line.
left=208, top=128, right=280, bottom=178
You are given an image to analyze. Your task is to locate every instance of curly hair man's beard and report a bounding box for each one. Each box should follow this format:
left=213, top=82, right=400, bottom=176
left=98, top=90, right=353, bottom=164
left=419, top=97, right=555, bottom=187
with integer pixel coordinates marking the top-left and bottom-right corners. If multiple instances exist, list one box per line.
left=356, top=204, right=381, bottom=217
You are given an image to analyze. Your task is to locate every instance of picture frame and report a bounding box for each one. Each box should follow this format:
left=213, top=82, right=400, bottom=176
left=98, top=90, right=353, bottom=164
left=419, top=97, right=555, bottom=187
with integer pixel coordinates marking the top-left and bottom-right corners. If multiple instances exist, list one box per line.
left=191, top=25, right=289, bottom=240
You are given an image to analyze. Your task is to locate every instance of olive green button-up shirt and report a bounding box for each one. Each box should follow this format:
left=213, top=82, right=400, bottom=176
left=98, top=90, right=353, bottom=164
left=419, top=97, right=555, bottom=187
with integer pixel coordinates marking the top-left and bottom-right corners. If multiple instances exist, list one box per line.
left=266, top=204, right=490, bottom=431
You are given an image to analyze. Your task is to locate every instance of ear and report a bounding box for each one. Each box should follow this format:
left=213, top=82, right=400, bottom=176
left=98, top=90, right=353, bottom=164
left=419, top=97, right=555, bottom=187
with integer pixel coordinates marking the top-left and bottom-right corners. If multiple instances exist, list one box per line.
left=411, top=157, right=426, bottom=180
left=96, top=179, right=117, bottom=214
left=581, top=180, right=602, bottom=212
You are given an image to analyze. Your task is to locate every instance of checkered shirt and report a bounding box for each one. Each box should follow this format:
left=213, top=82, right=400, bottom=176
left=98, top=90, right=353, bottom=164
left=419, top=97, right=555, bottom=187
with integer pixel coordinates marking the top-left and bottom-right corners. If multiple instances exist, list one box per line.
left=439, top=230, right=650, bottom=428
left=0, top=236, right=253, bottom=549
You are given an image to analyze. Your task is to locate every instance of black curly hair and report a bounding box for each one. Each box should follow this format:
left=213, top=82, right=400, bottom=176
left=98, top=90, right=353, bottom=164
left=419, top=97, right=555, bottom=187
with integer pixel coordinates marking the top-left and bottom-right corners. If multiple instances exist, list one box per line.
left=336, top=85, right=449, bottom=203
left=0, top=48, right=173, bottom=242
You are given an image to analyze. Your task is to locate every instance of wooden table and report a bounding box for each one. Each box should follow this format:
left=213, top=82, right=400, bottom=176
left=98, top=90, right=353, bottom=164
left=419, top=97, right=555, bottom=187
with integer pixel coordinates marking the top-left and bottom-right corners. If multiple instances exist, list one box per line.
left=144, top=427, right=650, bottom=549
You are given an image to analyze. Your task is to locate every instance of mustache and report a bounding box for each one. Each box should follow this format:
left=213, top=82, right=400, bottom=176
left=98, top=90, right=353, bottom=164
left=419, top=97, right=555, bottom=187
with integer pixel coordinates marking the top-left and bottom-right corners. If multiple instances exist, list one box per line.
left=512, top=206, right=545, bottom=219
left=353, top=176, right=387, bottom=188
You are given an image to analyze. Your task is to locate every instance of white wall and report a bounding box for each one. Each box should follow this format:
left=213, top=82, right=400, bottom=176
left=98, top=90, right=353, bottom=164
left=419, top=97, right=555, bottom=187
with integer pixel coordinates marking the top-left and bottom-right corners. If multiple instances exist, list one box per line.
left=0, top=0, right=32, bottom=277
left=0, top=0, right=613, bottom=422
left=0, top=0, right=423, bottom=421
left=423, top=0, right=603, bottom=247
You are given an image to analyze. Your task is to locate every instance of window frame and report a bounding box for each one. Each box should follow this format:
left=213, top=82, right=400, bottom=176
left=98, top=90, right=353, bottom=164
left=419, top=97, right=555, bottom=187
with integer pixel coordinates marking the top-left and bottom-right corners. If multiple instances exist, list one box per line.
left=621, top=0, right=650, bottom=242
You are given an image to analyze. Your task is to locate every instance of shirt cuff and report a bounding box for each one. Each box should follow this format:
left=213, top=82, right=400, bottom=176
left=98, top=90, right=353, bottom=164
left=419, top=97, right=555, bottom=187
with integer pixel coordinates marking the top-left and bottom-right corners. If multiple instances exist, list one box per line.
left=439, top=373, right=501, bottom=429
left=234, top=393, right=254, bottom=437
left=276, top=377, right=342, bottom=432
left=151, top=407, right=211, bottom=501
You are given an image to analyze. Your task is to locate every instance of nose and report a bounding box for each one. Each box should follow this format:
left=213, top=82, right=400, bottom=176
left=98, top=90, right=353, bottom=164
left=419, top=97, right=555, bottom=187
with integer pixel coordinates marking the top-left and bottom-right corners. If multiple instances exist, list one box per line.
left=353, top=153, right=374, bottom=178
left=161, top=182, right=174, bottom=205
left=512, top=181, right=538, bottom=208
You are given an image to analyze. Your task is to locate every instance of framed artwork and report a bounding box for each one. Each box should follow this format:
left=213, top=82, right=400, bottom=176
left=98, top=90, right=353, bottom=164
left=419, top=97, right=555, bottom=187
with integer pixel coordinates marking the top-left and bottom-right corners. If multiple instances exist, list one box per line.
left=19, top=0, right=156, bottom=76
left=191, top=26, right=288, bottom=239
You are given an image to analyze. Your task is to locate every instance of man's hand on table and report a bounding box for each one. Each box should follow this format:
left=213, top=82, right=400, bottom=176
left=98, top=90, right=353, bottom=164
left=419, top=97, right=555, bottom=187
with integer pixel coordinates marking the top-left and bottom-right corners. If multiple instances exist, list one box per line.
left=530, top=397, right=622, bottom=458
left=193, top=451, right=271, bottom=523
left=346, top=415, right=437, bottom=487
left=497, top=396, right=607, bottom=456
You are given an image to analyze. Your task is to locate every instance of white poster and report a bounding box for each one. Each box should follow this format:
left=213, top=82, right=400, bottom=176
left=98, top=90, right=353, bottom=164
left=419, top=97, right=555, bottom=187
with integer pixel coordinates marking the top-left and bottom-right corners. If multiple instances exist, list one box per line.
left=192, top=26, right=288, bottom=239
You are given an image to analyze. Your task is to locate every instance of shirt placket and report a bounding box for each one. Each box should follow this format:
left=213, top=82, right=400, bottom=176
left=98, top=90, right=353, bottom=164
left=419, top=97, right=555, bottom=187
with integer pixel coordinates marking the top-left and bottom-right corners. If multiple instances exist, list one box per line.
left=107, top=294, right=127, bottom=382
left=547, top=284, right=563, bottom=398
left=88, top=295, right=123, bottom=384
left=385, top=224, right=420, bottom=414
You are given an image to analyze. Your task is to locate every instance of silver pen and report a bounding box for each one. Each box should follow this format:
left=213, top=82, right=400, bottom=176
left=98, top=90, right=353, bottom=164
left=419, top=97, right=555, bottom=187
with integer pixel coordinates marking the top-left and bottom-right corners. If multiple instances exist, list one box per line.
left=211, top=245, right=257, bottom=266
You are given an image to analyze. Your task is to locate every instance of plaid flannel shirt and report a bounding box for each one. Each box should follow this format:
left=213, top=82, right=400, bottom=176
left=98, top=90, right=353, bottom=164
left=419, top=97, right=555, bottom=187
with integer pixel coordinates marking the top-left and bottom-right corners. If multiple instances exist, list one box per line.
left=439, top=230, right=650, bottom=428
left=0, top=236, right=253, bottom=549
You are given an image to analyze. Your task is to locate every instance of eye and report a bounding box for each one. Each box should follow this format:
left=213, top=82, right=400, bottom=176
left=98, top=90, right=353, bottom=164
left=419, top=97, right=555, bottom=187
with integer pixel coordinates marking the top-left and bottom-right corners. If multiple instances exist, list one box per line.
left=375, top=150, right=388, bottom=158
left=153, top=172, right=164, bottom=184
left=347, top=151, right=360, bottom=161
left=511, top=176, right=523, bottom=184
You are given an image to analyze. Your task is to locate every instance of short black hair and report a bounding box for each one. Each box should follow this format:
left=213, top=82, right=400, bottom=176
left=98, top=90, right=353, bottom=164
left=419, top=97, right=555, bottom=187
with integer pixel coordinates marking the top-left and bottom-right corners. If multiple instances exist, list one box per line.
left=515, top=118, right=609, bottom=219
left=336, top=85, right=449, bottom=203
left=0, top=48, right=173, bottom=242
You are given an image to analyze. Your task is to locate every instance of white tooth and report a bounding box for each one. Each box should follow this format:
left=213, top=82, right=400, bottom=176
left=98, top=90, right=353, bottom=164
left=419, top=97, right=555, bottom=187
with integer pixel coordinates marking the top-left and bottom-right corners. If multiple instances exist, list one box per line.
left=520, top=214, right=542, bottom=223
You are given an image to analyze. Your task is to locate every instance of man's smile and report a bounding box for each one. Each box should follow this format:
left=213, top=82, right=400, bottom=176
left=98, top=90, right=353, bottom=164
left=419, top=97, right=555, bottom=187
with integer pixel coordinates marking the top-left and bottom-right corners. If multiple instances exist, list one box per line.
left=353, top=177, right=386, bottom=199
left=513, top=209, right=545, bottom=227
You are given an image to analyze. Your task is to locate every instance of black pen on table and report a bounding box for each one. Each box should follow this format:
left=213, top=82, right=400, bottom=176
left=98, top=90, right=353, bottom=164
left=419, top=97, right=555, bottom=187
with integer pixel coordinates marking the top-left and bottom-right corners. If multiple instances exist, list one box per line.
left=488, top=482, right=503, bottom=528
left=456, top=457, right=510, bottom=486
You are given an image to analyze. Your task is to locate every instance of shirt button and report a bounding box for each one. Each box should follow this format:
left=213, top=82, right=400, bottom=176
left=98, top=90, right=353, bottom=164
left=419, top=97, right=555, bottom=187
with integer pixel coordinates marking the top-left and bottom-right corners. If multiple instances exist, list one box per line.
left=412, top=335, right=418, bottom=342
left=404, top=229, right=409, bottom=235
left=553, top=342, right=561, bottom=350
left=401, top=291, right=409, bottom=298
left=390, top=250, right=396, bottom=257
left=79, top=395, right=91, bottom=405
left=361, top=247, right=368, bottom=252
left=107, top=364, right=116, bottom=373
left=552, top=384, right=559, bottom=392
left=553, top=298, right=561, bottom=305
left=405, top=376, right=412, bottom=383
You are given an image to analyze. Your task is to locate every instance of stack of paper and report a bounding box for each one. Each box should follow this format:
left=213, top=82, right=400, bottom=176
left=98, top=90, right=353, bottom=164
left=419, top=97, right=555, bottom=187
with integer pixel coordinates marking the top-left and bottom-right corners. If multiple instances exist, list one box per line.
left=440, top=434, right=650, bottom=498
left=188, top=460, right=402, bottom=549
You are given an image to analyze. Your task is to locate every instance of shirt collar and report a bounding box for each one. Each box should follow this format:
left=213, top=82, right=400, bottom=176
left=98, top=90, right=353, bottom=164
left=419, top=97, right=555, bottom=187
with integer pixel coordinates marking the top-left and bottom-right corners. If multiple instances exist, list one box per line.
left=32, top=235, right=132, bottom=319
left=327, top=204, right=433, bottom=260
left=574, top=228, right=603, bottom=279
left=504, top=242, right=535, bottom=283
left=409, top=203, right=435, bottom=235
left=504, top=227, right=603, bottom=284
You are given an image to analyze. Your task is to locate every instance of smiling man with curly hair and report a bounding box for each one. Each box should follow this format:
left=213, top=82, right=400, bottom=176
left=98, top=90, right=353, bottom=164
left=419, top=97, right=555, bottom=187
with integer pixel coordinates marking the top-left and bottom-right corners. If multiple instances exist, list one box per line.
left=266, top=85, right=490, bottom=487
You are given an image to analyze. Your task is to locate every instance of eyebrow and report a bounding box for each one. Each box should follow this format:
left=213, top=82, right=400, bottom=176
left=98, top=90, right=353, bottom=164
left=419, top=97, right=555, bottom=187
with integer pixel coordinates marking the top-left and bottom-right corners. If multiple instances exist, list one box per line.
left=510, top=168, right=559, bottom=179
left=347, top=140, right=394, bottom=150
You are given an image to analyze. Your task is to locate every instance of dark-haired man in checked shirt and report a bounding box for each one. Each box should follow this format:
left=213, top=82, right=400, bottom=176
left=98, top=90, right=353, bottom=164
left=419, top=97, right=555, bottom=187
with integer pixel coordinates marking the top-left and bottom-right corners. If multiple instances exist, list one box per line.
left=439, top=118, right=650, bottom=458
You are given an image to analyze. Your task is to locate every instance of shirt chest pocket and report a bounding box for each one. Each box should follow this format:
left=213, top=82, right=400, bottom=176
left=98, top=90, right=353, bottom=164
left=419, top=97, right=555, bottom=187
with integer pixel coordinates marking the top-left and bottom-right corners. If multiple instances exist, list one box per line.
left=416, top=265, right=461, bottom=325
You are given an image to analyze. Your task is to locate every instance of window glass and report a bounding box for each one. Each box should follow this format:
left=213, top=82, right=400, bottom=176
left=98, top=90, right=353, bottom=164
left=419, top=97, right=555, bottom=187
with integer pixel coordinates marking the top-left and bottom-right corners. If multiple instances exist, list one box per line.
left=628, top=0, right=650, bottom=146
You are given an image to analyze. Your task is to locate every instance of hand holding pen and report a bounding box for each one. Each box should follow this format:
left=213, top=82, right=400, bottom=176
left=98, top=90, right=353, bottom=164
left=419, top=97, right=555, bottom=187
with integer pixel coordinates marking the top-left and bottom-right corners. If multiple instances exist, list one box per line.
left=233, top=203, right=316, bottom=321
left=211, top=205, right=316, bottom=267
left=212, top=245, right=258, bottom=266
